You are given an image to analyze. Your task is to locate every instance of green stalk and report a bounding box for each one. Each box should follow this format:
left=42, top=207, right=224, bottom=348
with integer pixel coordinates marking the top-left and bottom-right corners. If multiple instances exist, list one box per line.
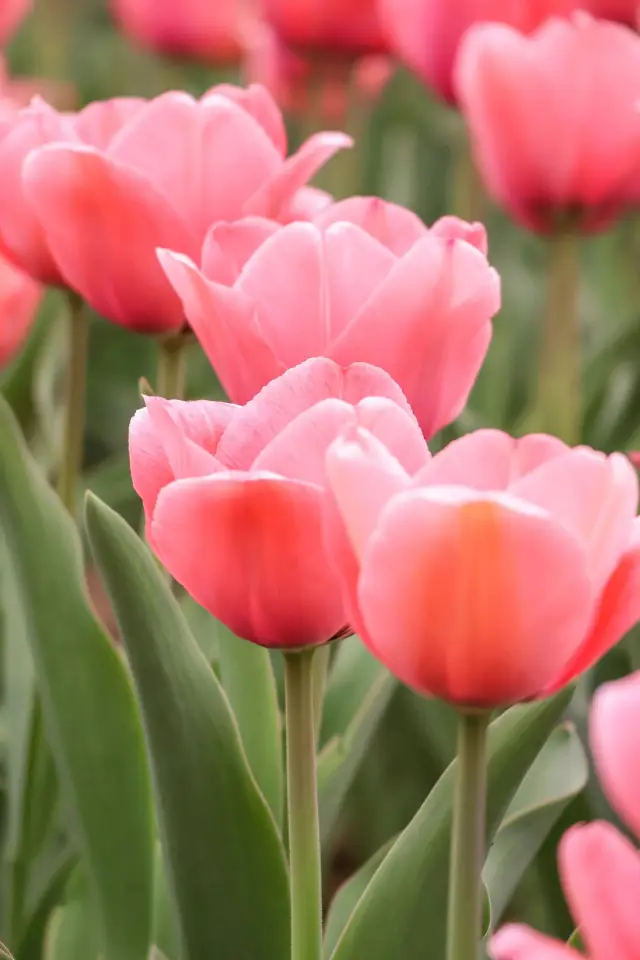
left=285, top=649, right=323, bottom=960
left=57, top=292, right=89, bottom=516
left=311, top=644, right=331, bottom=744
left=156, top=332, right=189, bottom=399
left=536, top=228, right=581, bottom=444
left=446, top=711, right=490, bottom=960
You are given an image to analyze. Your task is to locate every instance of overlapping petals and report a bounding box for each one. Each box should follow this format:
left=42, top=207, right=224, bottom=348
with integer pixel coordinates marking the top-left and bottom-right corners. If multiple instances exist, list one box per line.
left=0, top=250, right=41, bottom=368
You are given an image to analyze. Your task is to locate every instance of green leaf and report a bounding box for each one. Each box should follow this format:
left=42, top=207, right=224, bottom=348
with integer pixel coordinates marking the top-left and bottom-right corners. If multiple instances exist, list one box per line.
left=85, top=493, right=291, bottom=960
left=151, top=844, right=180, bottom=960
left=318, top=639, right=396, bottom=846
left=43, top=870, right=100, bottom=960
left=484, top=722, right=588, bottom=928
left=324, top=839, right=393, bottom=957
left=330, top=690, right=574, bottom=960
left=0, top=397, right=154, bottom=960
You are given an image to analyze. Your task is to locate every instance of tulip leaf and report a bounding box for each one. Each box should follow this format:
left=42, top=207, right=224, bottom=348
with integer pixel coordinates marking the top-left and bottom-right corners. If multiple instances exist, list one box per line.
left=483, top=722, right=588, bottom=928
left=329, top=690, right=574, bottom=960
left=0, top=397, right=154, bottom=960
left=43, top=870, right=100, bottom=960
left=85, top=493, right=290, bottom=960
left=324, top=838, right=394, bottom=957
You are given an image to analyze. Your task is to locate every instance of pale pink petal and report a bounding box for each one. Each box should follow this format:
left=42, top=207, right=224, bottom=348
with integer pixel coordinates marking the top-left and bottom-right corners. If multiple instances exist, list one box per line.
left=201, top=217, right=280, bottom=284
left=73, top=97, right=147, bottom=150
left=491, top=924, right=581, bottom=960
left=145, top=398, right=223, bottom=480
left=24, top=145, right=194, bottom=333
left=151, top=472, right=346, bottom=647
left=430, top=216, right=488, bottom=255
left=357, top=488, right=594, bottom=707
left=355, top=397, right=429, bottom=474
left=548, top=518, right=640, bottom=691
left=281, top=185, right=333, bottom=223
left=158, top=249, right=282, bottom=402
left=314, top=195, right=428, bottom=256
left=244, top=130, right=352, bottom=220
left=205, top=82, right=287, bottom=155
left=511, top=449, right=639, bottom=591
left=591, top=672, right=640, bottom=838
left=560, top=822, right=640, bottom=959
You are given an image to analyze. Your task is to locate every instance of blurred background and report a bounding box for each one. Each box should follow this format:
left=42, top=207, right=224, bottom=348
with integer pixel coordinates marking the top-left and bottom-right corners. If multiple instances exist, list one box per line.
left=2, top=0, right=640, bottom=947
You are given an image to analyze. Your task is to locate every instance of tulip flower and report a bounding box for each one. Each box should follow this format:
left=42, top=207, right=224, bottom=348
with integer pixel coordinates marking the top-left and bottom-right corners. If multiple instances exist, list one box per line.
left=492, top=670, right=640, bottom=959
left=111, top=0, right=257, bottom=65
left=262, top=0, right=387, bottom=60
left=129, top=356, right=429, bottom=647
left=159, top=200, right=499, bottom=436
left=20, top=85, right=349, bottom=334
left=326, top=427, right=640, bottom=709
left=0, top=0, right=31, bottom=47
left=585, top=0, right=639, bottom=23
left=0, top=249, right=41, bottom=369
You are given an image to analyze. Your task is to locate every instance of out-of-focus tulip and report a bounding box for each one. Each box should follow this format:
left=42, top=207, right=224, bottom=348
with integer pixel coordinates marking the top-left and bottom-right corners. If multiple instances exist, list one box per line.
left=326, top=427, right=640, bottom=708
left=263, top=0, right=388, bottom=59
left=159, top=199, right=499, bottom=435
left=492, top=670, right=640, bottom=959
left=129, top=356, right=429, bottom=647
left=0, top=96, right=145, bottom=285
left=20, top=84, right=349, bottom=333
left=111, top=0, right=256, bottom=64
left=0, top=249, right=41, bottom=368
left=0, top=0, right=31, bottom=47
left=585, top=0, right=639, bottom=24
left=455, top=15, right=640, bottom=232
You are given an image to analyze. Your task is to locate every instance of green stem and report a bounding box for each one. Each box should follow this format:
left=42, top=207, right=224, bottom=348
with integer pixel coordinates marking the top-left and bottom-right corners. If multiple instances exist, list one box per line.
left=156, top=332, right=189, bottom=399
left=446, top=711, right=490, bottom=960
left=537, top=229, right=581, bottom=444
left=57, top=292, right=89, bottom=516
left=285, top=650, right=323, bottom=960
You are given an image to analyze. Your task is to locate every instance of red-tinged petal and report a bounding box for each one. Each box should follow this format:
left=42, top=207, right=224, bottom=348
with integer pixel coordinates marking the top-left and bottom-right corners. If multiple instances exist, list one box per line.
left=24, top=146, right=195, bottom=333
left=110, top=91, right=282, bottom=243
left=205, top=82, right=287, bottom=155
left=314, top=195, right=428, bottom=256
left=560, top=822, right=640, bottom=959
left=244, top=131, right=353, bottom=220
left=0, top=0, right=30, bottom=46
left=201, top=216, right=280, bottom=284
left=591, top=672, right=640, bottom=838
left=73, top=97, right=146, bottom=150
left=548, top=518, right=640, bottom=692
left=0, top=254, right=41, bottom=369
left=511, top=449, right=638, bottom=591
left=129, top=396, right=234, bottom=518
left=158, top=248, right=281, bottom=401
left=357, top=488, right=594, bottom=707
left=151, top=472, right=346, bottom=647
left=491, top=924, right=581, bottom=960
left=430, top=216, right=488, bottom=255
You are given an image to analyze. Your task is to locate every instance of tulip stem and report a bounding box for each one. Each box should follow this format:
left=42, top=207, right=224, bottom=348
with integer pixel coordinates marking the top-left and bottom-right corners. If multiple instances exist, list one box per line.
left=57, top=291, right=89, bottom=516
left=446, top=710, right=490, bottom=960
left=537, top=227, right=581, bottom=444
left=285, top=649, right=323, bottom=960
left=156, top=331, right=189, bottom=399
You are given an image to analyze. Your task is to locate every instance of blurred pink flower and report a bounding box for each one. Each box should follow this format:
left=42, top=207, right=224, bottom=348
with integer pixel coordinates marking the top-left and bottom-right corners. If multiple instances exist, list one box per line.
left=19, top=84, right=349, bottom=333
left=129, top=357, right=428, bottom=647
left=492, top=670, right=640, bottom=959
left=159, top=198, right=499, bottom=435
left=455, top=14, right=640, bottom=232
left=584, top=0, right=639, bottom=24
left=326, top=427, right=640, bottom=707
left=0, top=0, right=31, bottom=47
left=0, top=249, right=41, bottom=369
left=262, top=0, right=388, bottom=59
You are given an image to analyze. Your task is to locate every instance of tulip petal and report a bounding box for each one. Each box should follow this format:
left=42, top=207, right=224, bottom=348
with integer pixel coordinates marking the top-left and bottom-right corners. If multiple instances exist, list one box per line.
left=158, top=249, right=282, bottom=402
left=201, top=217, right=280, bottom=284
left=0, top=255, right=41, bottom=369
left=281, top=186, right=333, bottom=223
left=151, top=472, right=346, bottom=647
left=560, top=822, right=640, bottom=960
left=591, top=672, right=640, bottom=838
left=24, top=145, right=195, bottom=332
left=205, top=83, right=287, bottom=155
left=73, top=97, right=146, bottom=150
left=314, top=195, right=428, bottom=256
left=129, top=396, right=234, bottom=518
left=355, top=396, right=429, bottom=474
left=431, top=216, right=488, bottom=255
left=491, top=924, right=580, bottom=960
left=244, top=131, right=352, bottom=220
left=511, top=449, right=639, bottom=591
left=357, top=488, right=594, bottom=707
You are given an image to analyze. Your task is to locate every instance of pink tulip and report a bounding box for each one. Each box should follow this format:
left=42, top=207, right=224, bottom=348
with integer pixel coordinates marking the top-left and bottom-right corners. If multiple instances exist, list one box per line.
left=263, top=0, right=387, bottom=59
left=19, top=85, right=349, bottom=333
left=455, top=14, right=640, bottom=232
left=584, top=0, right=639, bottom=23
left=0, top=0, right=31, bottom=47
left=326, top=427, right=640, bottom=708
left=159, top=199, right=499, bottom=435
left=129, top=357, right=428, bottom=647
left=492, top=671, right=640, bottom=959
left=0, top=96, right=145, bottom=285
left=111, top=0, right=258, bottom=64
left=0, top=249, right=41, bottom=368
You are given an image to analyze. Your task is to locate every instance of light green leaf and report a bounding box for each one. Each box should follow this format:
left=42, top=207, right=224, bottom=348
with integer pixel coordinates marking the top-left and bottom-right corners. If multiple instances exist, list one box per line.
left=324, top=839, right=393, bottom=957
left=330, top=690, right=574, bottom=960
left=43, top=870, right=100, bottom=960
left=0, top=397, right=154, bottom=960
left=484, top=722, right=588, bottom=928
left=85, top=493, right=291, bottom=960
left=151, top=844, right=180, bottom=960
